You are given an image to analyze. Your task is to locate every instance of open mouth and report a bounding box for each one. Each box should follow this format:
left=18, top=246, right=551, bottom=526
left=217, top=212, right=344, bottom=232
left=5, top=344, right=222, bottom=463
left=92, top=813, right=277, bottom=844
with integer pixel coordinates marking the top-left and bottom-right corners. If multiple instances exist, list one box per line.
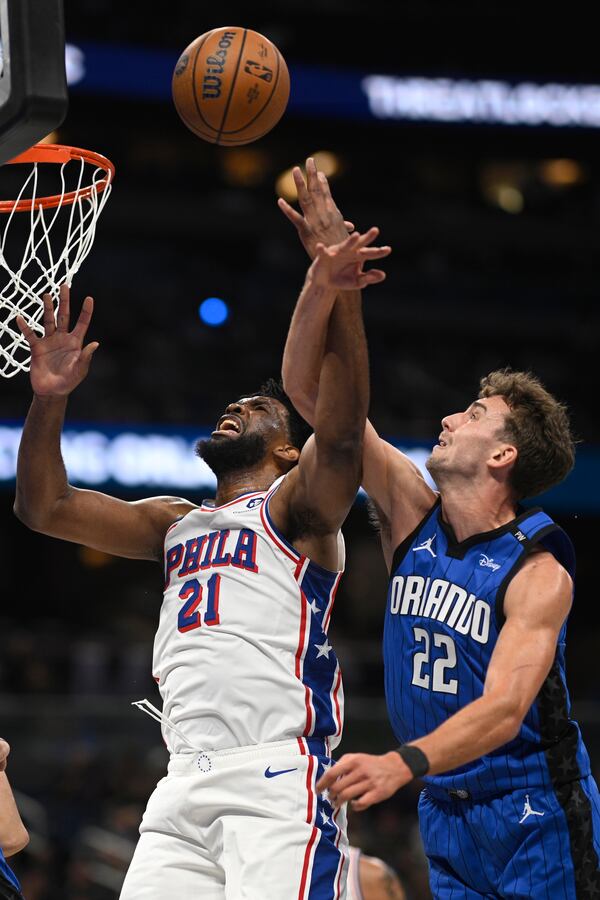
left=213, top=414, right=243, bottom=436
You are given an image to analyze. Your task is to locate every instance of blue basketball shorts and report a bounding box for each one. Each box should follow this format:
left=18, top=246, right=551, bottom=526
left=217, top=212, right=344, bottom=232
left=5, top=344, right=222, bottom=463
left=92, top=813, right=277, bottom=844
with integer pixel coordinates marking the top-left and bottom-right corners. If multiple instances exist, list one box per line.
left=418, top=777, right=600, bottom=898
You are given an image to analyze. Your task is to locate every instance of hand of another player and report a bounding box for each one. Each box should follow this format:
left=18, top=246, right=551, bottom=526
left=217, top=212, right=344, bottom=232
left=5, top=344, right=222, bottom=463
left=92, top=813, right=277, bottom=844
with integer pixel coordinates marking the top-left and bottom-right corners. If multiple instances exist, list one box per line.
left=0, top=739, right=10, bottom=772
left=309, top=228, right=391, bottom=291
left=17, top=284, right=99, bottom=397
left=278, top=157, right=354, bottom=259
left=316, top=751, right=413, bottom=812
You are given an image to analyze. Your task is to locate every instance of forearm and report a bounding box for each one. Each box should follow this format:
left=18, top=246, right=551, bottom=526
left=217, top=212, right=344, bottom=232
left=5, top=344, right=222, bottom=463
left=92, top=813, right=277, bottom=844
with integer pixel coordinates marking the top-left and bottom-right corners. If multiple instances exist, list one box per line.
left=0, top=774, right=28, bottom=856
left=14, top=395, right=70, bottom=528
left=314, top=290, right=369, bottom=448
left=409, top=693, right=520, bottom=775
left=282, top=273, right=347, bottom=424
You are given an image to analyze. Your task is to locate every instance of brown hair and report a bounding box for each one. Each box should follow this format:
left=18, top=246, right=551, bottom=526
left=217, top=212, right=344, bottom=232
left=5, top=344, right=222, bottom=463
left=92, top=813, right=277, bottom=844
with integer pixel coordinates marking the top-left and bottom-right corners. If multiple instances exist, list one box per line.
left=479, top=368, right=575, bottom=500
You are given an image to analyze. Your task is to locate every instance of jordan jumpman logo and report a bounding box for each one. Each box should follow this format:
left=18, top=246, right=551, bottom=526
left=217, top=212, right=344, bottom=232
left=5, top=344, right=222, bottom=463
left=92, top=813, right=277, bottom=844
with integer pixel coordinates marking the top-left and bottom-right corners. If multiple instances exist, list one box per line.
left=519, top=795, right=545, bottom=824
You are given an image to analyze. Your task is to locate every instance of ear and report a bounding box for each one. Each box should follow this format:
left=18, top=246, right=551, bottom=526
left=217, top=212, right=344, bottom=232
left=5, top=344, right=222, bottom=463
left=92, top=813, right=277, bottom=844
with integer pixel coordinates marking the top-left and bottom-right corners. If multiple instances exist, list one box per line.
left=488, top=442, right=517, bottom=474
left=273, top=444, right=300, bottom=467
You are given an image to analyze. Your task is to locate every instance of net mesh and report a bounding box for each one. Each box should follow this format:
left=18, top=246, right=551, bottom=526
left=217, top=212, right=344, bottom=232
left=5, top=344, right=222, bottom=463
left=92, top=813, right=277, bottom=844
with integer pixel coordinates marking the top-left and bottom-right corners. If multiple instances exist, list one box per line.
left=0, top=150, right=113, bottom=378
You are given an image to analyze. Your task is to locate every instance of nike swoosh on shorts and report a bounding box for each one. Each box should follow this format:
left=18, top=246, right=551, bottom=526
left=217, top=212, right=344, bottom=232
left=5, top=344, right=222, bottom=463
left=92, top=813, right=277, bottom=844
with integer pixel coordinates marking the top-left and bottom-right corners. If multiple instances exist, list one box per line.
left=264, top=766, right=298, bottom=778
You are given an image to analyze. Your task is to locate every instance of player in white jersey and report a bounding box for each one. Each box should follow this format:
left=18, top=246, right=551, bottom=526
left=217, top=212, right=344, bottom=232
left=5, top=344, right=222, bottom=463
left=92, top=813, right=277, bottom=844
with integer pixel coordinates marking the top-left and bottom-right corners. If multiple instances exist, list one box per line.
left=14, top=227, right=391, bottom=899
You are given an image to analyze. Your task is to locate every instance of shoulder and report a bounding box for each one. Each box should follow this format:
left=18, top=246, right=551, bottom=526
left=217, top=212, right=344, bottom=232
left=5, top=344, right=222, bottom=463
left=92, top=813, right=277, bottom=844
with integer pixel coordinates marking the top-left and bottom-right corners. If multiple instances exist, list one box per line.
left=358, top=853, right=406, bottom=900
left=505, top=549, right=573, bottom=624
left=513, top=548, right=572, bottom=587
left=135, top=495, right=198, bottom=531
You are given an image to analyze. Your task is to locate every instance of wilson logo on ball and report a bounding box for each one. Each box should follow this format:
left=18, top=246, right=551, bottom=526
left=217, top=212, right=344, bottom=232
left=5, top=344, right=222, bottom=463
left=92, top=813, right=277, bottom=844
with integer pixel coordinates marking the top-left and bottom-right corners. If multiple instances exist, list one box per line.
left=201, top=30, right=238, bottom=100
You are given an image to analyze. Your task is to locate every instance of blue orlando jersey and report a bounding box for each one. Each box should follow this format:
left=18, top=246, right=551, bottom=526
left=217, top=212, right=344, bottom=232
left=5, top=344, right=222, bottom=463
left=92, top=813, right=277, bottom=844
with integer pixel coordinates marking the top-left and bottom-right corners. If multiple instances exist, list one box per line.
left=0, top=847, right=21, bottom=896
left=383, top=499, right=590, bottom=798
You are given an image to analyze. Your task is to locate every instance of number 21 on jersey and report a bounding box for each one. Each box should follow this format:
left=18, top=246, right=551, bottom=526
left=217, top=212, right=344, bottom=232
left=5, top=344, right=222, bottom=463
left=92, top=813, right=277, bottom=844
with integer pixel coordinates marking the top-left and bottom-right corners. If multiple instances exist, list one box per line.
left=178, top=574, right=221, bottom=632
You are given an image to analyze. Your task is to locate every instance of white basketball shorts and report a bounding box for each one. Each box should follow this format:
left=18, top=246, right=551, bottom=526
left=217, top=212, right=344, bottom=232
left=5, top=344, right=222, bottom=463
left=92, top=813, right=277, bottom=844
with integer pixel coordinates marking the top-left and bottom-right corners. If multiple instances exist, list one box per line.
left=119, top=737, right=348, bottom=899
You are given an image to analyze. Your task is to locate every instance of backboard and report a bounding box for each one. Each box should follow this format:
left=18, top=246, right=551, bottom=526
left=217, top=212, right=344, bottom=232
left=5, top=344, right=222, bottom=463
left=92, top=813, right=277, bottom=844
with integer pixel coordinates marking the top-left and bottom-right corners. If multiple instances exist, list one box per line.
left=0, top=0, right=68, bottom=165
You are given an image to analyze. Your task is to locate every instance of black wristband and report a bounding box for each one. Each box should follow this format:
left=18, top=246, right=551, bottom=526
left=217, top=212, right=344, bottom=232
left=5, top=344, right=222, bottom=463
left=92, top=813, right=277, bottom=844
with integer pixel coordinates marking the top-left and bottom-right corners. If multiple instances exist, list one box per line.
left=395, top=744, right=430, bottom=778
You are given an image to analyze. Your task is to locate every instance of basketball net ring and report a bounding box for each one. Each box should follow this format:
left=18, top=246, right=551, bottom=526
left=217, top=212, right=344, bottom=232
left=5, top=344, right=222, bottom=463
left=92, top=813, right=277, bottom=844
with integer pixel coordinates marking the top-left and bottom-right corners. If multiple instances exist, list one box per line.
left=0, top=144, right=114, bottom=378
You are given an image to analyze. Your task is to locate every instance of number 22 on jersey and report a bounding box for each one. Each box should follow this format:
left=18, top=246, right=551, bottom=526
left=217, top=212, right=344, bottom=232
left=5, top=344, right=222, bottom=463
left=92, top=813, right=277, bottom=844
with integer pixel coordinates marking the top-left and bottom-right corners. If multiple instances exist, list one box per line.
left=178, top=573, right=221, bottom=632
left=411, top=626, right=458, bottom=694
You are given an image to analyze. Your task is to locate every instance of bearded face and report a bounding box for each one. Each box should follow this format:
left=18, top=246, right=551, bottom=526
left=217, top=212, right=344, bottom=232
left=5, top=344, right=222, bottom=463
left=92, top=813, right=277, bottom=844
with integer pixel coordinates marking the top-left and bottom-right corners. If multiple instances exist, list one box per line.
left=196, top=396, right=290, bottom=479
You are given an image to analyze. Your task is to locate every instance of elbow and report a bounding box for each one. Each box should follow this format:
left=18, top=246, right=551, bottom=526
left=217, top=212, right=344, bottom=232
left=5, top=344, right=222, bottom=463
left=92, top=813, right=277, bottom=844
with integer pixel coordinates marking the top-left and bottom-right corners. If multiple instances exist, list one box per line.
left=13, top=499, right=44, bottom=532
left=500, top=714, right=523, bottom=744
left=492, top=698, right=524, bottom=745
left=2, top=826, right=29, bottom=857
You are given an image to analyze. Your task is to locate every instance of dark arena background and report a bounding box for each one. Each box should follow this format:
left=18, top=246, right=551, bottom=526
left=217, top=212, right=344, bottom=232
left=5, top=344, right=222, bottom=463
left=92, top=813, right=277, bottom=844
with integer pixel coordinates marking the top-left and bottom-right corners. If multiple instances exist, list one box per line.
left=1, top=2, right=600, bottom=897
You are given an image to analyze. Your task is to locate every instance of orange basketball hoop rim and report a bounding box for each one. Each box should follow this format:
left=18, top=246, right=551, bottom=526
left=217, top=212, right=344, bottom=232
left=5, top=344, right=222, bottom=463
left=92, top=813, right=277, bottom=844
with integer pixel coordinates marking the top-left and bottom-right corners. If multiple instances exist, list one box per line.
left=0, top=144, right=115, bottom=213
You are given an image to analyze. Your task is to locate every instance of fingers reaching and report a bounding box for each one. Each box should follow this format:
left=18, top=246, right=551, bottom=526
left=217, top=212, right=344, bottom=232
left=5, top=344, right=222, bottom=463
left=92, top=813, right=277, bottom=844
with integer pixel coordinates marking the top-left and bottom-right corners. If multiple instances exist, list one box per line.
left=358, top=269, right=387, bottom=288
left=71, top=296, right=95, bottom=342
left=293, top=166, right=311, bottom=207
left=56, top=283, right=70, bottom=332
left=16, top=315, right=39, bottom=347
left=305, top=157, right=320, bottom=194
left=42, top=293, right=56, bottom=336
left=80, top=341, right=100, bottom=366
left=277, top=197, right=305, bottom=228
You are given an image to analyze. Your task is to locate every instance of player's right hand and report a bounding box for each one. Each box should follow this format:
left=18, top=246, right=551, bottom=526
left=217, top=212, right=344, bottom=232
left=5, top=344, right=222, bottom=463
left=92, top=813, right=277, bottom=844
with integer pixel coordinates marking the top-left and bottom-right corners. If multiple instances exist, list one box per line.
left=17, top=284, right=99, bottom=397
left=278, top=157, right=354, bottom=260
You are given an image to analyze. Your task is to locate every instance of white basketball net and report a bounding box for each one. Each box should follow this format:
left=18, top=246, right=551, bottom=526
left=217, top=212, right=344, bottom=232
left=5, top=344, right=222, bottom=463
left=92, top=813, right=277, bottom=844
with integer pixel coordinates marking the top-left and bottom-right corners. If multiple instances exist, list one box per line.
left=0, top=151, right=113, bottom=378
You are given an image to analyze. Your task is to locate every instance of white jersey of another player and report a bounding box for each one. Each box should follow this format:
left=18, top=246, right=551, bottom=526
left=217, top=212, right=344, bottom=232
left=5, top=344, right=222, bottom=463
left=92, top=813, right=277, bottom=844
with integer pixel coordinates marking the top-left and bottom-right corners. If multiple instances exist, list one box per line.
left=153, top=476, right=345, bottom=754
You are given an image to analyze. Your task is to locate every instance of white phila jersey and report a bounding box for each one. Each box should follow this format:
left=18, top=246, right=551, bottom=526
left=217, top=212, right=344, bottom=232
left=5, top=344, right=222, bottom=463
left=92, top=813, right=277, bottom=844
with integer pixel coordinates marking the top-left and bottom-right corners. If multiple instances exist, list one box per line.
left=153, top=476, right=345, bottom=754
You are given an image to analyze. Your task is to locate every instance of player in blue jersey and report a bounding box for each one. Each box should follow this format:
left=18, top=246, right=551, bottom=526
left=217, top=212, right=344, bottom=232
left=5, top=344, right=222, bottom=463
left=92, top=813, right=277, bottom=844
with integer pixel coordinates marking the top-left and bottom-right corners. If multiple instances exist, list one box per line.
left=0, top=739, right=28, bottom=900
left=280, top=159, right=600, bottom=898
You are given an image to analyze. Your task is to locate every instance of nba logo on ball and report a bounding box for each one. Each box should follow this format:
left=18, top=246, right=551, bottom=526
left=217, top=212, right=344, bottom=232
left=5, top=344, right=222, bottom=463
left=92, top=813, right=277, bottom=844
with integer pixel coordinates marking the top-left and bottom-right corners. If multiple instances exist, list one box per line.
left=172, top=26, right=290, bottom=146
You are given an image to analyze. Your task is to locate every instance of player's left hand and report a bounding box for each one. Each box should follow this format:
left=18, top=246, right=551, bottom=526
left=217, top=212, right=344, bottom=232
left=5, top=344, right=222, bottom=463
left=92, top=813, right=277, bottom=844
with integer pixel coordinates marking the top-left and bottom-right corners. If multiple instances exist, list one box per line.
left=278, top=157, right=354, bottom=260
left=316, top=751, right=413, bottom=811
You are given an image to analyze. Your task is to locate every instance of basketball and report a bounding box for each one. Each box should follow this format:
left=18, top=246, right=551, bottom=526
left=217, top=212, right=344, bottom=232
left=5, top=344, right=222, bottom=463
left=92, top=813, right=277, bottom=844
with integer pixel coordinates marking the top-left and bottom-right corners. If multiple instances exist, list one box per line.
left=172, top=27, right=290, bottom=146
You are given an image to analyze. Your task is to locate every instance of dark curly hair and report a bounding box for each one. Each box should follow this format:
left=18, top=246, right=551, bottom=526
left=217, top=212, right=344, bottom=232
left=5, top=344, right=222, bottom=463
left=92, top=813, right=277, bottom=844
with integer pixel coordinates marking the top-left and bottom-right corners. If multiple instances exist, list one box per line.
left=249, top=378, right=313, bottom=452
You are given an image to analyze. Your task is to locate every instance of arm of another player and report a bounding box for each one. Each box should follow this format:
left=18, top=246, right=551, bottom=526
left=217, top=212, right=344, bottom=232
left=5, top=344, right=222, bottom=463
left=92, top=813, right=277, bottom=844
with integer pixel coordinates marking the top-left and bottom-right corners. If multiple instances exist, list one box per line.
left=0, top=740, right=29, bottom=857
left=271, top=230, right=389, bottom=567
left=280, top=162, right=435, bottom=566
left=14, top=286, right=195, bottom=561
left=318, top=551, right=572, bottom=808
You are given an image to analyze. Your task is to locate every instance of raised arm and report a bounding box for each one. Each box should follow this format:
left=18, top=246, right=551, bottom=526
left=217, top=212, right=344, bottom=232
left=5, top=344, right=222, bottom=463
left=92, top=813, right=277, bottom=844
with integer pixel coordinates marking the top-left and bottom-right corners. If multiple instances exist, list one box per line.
left=270, top=229, right=389, bottom=569
left=14, top=287, right=194, bottom=561
left=317, top=551, right=572, bottom=808
left=280, top=160, right=435, bottom=565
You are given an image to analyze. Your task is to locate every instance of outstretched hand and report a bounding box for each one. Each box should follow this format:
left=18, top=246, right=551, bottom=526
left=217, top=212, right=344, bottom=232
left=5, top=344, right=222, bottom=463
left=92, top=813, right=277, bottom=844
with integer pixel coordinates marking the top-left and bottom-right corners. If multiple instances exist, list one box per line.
left=278, top=157, right=354, bottom=259
left=310, top=227, right=391, bottom=291
left=17, top=284, right=99, bottom=397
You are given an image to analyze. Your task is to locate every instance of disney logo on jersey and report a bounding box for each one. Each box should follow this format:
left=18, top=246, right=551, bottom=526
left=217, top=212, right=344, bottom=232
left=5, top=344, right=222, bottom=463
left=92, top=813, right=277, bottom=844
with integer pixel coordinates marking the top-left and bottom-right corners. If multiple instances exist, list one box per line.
left=479, top=554, right=501, bottom=572
left=389, top=574, right=491, bottom=644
